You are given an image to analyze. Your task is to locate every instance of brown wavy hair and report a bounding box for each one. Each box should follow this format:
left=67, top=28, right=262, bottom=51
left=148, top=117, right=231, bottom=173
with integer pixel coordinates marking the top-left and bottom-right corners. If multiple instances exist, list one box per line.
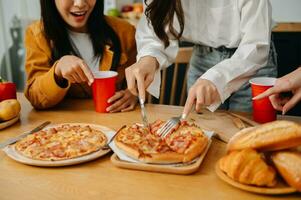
left=144, top=0, right=184, bottom=48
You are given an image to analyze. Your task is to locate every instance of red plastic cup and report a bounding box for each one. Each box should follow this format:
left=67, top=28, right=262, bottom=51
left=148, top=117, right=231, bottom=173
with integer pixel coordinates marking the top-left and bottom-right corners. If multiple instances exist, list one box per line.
left=92, top=71, right=118, bottom=113
left=249, top=77, right=277, bottom=123
left=0, top=82, right=16, bottom=102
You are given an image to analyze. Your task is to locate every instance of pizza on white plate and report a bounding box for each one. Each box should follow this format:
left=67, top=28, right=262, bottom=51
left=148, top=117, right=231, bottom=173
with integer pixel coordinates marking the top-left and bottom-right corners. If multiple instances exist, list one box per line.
left=114, top=120, right=208, bottom=164
left=15, top=124, right=107, bottom=161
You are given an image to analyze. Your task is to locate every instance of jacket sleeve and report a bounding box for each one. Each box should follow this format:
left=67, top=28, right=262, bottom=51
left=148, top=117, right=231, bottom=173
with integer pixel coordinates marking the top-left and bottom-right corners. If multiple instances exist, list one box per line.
left=201, top=0, right=272, bottom=110
left=24, top=26, right=70, bottom=109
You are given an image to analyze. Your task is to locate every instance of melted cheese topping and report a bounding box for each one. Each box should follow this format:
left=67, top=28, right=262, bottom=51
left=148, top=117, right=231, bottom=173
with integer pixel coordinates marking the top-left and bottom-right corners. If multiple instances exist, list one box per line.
left=15, top=124, right=107, bottom=161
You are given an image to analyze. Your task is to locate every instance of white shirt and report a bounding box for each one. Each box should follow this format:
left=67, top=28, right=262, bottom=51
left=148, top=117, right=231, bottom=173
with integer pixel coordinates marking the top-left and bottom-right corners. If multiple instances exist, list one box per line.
left=136, top=0, right=272, bottom=111
left=68, top=31, right=100, bottom=72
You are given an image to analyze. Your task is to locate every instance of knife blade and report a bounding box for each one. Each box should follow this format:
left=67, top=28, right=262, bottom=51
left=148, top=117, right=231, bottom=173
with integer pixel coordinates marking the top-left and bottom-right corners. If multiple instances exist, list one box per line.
left=226, top=112, right=258, bottom=127
left=139, top=98, right=149, bottom=128
left=0, top=121, right=51, bottom=149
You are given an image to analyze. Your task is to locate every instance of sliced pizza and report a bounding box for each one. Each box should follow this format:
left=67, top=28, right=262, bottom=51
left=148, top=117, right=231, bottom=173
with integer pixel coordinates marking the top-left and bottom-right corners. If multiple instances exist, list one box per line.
left=114, top=120, right=208, bottom=164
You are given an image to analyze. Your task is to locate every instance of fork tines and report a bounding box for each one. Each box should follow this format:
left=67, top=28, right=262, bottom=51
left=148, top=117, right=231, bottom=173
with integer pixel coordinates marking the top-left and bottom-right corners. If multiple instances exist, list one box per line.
left=157, top=118, right=180, bottom=138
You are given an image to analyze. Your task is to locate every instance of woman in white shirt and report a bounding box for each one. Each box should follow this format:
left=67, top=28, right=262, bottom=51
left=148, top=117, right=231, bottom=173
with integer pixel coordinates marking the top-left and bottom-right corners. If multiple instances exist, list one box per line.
left=125, top=0, right=277, bottom=115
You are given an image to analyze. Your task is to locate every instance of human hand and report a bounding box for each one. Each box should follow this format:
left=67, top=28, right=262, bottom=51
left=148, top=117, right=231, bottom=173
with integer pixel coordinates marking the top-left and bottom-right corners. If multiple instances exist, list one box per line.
left=125, top=56, right=159, bottom=100
left=55, top=55, right=94, bottom=85
left=183, top=79, right=220, bottom=115
left=253, top=67, right=301, bottom=114
left=106, top=89, right=138, bottom=113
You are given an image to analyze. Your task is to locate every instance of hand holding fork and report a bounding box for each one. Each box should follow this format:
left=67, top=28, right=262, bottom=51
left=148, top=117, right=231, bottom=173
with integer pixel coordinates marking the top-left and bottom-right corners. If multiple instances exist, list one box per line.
left=157, top=113, right=188, bottom=138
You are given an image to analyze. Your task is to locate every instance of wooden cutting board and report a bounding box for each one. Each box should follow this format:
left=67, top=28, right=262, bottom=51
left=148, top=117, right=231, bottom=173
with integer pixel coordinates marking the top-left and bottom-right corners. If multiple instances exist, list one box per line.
left=111, top=139, right=212, bottom=175
left=188, top=110, right=258, bottom=143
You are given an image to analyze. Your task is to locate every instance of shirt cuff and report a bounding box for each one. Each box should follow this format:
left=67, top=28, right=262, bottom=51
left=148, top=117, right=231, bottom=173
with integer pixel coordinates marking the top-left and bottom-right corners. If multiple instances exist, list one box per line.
left=137, top=50, right=167, bottom=99
left=137, top=50, right=169, bottom=70
left=200, top=69, right=231, bottom=111
left=146, top=69, right=161, bottom=98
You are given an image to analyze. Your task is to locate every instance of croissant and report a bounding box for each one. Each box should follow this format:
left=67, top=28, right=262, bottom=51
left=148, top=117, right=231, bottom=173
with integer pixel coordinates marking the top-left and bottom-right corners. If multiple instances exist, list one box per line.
left=227, top=120, right=301, bottom=152
left=272, top=151, right=301, bottom=191
left=219, top=149, right=277, bottom=187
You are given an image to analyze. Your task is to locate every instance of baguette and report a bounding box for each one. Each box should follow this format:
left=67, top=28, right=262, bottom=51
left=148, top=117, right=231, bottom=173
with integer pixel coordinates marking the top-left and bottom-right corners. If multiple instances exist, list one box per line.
left=227, top=120, right=301, bottom=152
left=271, top=151, right=301, bottom=191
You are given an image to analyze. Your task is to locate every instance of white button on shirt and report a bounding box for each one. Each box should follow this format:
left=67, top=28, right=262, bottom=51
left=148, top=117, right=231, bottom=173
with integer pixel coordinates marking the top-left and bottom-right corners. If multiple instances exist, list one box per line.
left=136, top=0, right=273, bottom=111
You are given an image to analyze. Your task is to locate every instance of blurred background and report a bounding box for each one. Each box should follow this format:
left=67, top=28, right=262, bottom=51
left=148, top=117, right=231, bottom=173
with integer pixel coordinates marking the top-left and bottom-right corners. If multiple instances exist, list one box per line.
left=0, top=0, right=300, bottom=115
left=0, top=0, right=143, bottom=90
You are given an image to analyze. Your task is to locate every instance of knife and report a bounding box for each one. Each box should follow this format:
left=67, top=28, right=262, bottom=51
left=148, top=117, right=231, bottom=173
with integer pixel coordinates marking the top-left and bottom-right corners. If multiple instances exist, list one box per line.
left=0, top=121, right=51, bottom=149
left=226, top=112, right=258, bottom=127
left=138, top=98, right=149, bottom=128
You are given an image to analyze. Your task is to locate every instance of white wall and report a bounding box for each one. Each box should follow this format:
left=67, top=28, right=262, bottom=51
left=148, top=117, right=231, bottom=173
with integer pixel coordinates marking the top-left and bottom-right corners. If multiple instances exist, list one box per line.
left=271, top=0, right=301, bottom=22
left=0, top=0, right=40, bottom=69
left=0, top=0, right=40, bottom=86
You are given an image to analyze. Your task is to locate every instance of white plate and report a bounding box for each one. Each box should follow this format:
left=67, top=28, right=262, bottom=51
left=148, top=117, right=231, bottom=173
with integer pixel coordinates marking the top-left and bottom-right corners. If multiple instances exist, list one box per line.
left=0, top=115, right=19, bottom=130
left=2, top=123, right=116, bottom=167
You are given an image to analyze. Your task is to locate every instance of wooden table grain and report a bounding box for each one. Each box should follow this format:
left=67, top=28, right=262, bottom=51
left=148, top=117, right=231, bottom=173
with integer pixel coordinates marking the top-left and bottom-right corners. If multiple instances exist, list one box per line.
left=0, top=94, right=300, bottom=200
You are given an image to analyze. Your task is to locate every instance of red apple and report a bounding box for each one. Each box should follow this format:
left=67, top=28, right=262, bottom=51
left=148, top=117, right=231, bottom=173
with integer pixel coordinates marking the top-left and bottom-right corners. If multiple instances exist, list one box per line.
left=0, top=78, right=16, bottom=102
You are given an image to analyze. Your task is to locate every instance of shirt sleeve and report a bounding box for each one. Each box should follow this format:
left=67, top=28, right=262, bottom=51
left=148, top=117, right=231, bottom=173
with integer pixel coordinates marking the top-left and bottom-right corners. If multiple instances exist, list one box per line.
left=24, top=26, right=70, bottom=109
left=135, top=2, right=179, bottom=98
left=201, top=0, right=272, bottom=111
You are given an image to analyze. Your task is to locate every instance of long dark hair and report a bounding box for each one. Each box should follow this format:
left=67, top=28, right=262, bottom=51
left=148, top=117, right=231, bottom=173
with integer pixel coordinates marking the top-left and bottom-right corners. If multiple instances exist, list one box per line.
left=144, top=0, right=184, bottom=48
left=40, top=0, right=121, bottom=70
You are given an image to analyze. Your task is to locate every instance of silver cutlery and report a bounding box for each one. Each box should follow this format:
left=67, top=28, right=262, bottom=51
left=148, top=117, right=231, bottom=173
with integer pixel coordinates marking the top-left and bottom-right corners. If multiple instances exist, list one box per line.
left=101, top=125, right=126, bottom=150
left=0, top=121, right=51, bottom=149
left=138, top=98, right=149, bottom=129
left=157, top=113, right=187, bottom=138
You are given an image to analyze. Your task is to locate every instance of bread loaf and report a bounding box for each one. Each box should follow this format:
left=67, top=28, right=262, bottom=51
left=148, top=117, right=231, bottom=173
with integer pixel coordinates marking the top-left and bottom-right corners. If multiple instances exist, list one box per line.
left=272, top=151, right=301, bottom=191
left=227, top=120, right=301, bottom=152
left=219, top=149, right=277, bottom=187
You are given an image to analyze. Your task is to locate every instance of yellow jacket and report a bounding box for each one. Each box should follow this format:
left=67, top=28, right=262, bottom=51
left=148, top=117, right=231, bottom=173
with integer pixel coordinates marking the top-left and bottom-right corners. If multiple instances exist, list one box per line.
left=24, top=16, right=136, bottom=109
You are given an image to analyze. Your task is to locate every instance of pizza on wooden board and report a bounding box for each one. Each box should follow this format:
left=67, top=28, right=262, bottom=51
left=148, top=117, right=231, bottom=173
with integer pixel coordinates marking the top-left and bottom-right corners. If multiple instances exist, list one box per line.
left=114, top=120, right=209, bottom=163
left=15, top=124, right=107, bottom=161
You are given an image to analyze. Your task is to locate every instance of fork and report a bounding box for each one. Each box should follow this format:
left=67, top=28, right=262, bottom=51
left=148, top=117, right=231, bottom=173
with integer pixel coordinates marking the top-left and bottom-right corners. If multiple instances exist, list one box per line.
left=101, top=125, right=126, bottom=150
left=157, top=113, right=187, bottom=138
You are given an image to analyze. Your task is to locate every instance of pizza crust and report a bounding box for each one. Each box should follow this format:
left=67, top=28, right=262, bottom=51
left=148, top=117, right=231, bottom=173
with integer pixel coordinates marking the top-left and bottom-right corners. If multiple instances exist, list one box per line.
left=114, top=138, right=185, bottom=163
left=183, top=137, right=208, bottom=163
left=138, top=151, right=184, bottom=164
left=114, top=139, right=141, bottom=160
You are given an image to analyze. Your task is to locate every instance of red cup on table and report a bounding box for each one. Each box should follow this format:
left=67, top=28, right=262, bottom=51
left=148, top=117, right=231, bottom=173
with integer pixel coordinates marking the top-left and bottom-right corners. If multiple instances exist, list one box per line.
left=0, top=82, right=16, bottom=102
left=92, top=71, right=118, bottom=113
left=249, top=77, right=277, bottom=123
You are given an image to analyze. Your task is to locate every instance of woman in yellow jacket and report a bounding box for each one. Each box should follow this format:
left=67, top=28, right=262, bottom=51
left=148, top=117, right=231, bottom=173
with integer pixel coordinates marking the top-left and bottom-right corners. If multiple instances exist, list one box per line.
left=24, top=0, right=137, bottom=112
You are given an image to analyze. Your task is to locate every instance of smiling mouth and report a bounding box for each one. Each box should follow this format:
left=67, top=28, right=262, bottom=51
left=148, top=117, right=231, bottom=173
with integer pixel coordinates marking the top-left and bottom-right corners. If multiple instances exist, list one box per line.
left=70, top=11, right=87, bottom=17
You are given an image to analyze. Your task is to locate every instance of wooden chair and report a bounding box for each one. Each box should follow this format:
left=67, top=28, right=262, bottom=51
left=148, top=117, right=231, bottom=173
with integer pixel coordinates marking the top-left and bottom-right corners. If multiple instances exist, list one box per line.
left=147, top=47, right=193, bottom=106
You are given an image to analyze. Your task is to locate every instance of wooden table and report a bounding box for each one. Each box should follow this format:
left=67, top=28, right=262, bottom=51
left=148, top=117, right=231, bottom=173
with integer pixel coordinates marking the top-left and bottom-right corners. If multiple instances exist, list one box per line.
left=0, top=94, right=300, bottom=200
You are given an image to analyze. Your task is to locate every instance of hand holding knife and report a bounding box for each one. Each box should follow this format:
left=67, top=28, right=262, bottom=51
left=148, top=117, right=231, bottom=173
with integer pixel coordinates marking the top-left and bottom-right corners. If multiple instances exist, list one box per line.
left=138, top=97, right=150, bottom=129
